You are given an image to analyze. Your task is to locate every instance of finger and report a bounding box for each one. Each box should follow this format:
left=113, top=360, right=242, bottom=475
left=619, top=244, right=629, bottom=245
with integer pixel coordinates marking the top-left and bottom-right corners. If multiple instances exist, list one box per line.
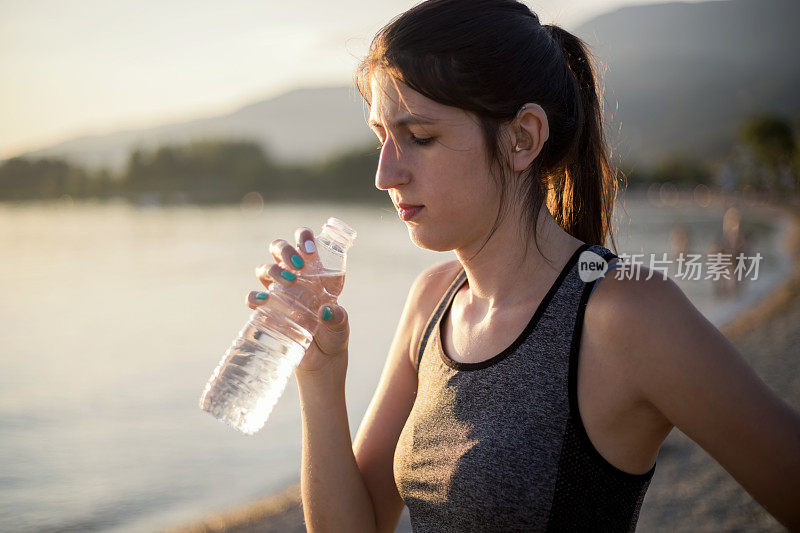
left=255, top=263, right=296, bottom=289
left=313, top=304, right=350, bottom=355
left=254, top=263, right=297, bottom=289
left=295, top=227, right=315, bottom=254
left=269, top=263, right=296, bottom=286
left=269, top=238, right=305, bottom=272
left=255, top=262, right=273, bottom=289
left=295, top=227, right=324, bottom=272
left=246, top=290, right=269, bottom=309
left=318, top=303, right=343, bottom=325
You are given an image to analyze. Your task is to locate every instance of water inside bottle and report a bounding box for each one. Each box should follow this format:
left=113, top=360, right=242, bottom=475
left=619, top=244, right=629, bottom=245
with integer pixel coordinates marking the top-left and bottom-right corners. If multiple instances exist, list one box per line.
left=199, top=337, right=307, bottom=435
left=305, top=268, right=346, bottom=299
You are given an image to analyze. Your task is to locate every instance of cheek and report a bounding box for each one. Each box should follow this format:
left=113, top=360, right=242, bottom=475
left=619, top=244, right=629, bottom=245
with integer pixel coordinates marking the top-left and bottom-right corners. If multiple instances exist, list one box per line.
left=446, top=151, right=501, bottom=208
left=405, top=138, right=504, bottom=250
left=430, top=139, right=494, bottom=187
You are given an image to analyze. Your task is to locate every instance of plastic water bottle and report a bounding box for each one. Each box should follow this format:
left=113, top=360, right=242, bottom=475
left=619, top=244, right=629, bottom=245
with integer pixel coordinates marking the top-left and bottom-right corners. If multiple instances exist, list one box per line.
left=199, top=217, right=357, bottom=435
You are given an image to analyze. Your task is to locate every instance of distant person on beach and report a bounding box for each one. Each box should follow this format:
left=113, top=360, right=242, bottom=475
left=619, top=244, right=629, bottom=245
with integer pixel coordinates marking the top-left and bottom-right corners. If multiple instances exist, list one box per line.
left=248, top=1, right=800, bottom=530
left=669, top=220, right=691, bottom=256
left=708, top=206, right=751, bottom=297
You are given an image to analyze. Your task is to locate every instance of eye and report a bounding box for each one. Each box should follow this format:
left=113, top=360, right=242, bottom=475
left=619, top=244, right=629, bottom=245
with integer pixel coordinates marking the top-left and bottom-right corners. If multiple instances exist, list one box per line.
left=411, top=135, right=434, bottom=146
left=375, top=135, right=434, bottom=151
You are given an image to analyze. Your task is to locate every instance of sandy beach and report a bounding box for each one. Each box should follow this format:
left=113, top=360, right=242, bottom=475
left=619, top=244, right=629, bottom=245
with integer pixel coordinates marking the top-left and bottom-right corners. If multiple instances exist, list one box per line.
left=170, top=196, right=800, bottom=533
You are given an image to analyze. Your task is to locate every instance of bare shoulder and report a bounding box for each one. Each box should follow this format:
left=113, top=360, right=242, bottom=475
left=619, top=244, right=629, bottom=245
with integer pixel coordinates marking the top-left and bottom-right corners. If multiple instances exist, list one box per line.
left=409, top=259, right=462, bottom=307
left=580, top=265, right=685, bottom=427
left=584, top=265, right=697, bottom=393
left=405, top=259, right=463, bottom=367
left=414, top=259, right=462, bottom=290
left=586, top=264, right=688, bottom=335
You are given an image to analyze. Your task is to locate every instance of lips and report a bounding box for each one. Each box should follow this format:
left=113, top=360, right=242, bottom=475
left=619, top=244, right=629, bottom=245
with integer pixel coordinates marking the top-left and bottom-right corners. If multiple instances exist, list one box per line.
left=397, top=204, right=424, bottom=221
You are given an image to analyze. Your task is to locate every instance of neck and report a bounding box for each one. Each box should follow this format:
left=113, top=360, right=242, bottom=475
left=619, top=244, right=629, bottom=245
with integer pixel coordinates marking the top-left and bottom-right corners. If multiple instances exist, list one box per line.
left=454, top=204, right=584, bottom=316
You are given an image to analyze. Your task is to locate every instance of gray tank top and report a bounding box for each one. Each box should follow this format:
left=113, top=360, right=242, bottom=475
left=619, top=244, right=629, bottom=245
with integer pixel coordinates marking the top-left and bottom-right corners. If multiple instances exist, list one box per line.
left=393, top=243, right=655, bottom=532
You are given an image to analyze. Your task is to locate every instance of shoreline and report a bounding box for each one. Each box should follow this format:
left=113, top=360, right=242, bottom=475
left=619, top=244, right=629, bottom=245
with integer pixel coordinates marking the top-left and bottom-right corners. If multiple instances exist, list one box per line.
left=168, top=194, right=800, bottom=533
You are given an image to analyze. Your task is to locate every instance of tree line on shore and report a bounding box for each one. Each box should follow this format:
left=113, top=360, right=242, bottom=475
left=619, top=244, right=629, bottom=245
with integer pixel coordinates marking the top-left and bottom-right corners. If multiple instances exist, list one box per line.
left=1, top=113, right=797, bottom=204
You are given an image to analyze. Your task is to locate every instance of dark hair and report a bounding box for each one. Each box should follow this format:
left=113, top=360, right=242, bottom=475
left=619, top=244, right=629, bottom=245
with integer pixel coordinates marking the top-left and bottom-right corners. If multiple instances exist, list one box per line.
left=354, top=0, right=618, bottom=263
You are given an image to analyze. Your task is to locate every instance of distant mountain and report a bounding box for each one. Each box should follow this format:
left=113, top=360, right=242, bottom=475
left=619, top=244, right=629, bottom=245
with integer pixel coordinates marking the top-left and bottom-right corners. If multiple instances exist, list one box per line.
left=9, top=0, right=800, bottom=172
left=13, top=86, right=375, bottom=173
left=575, top=0, right=800, bottom=165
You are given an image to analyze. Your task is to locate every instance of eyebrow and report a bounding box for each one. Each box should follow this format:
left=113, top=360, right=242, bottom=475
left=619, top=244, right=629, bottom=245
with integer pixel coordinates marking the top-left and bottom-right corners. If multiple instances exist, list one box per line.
left=368, top=116, right=438, bottom=129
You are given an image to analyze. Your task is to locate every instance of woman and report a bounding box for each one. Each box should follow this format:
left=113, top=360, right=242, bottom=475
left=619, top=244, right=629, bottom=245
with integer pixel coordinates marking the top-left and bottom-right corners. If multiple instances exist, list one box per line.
left=248, top=1, right=800, bottom=530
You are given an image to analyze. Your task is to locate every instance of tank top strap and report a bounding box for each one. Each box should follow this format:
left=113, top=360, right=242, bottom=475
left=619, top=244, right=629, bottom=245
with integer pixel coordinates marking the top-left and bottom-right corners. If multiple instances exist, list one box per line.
left=414, top=266, right=467, bottom=374
left=584, top=245, right=621, bottom=302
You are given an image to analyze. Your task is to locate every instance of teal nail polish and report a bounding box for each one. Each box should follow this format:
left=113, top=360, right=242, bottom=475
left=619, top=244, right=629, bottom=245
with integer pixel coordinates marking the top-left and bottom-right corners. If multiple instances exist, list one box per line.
left=291, top=254, right=304, bottom=268
left=255, top=292, right=267, bottom=300
left=322, top=306, right=333, bottom=321
left=281, top=270, right=296, bottom=281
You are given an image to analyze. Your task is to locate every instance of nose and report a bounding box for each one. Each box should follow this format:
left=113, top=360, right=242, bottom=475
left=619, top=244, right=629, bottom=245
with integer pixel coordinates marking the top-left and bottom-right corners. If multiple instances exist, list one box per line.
left=374, top=136, right=410, bottom=191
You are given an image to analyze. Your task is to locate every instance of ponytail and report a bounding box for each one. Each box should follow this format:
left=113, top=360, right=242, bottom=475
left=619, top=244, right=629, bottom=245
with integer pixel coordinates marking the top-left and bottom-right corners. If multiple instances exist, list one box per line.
left=543, top=24, right=618, bottom=250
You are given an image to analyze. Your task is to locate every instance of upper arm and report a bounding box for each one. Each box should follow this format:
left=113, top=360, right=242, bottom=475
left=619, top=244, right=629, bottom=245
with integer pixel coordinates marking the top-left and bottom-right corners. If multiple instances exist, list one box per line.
left=598, top=270, right=800, bottom=528
left=352, top=260, right=460, bottom=533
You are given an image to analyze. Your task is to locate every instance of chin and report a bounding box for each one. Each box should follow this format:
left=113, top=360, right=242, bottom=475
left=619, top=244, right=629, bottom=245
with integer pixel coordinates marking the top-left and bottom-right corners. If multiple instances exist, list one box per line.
left=405, top=224, right=459, bottom=252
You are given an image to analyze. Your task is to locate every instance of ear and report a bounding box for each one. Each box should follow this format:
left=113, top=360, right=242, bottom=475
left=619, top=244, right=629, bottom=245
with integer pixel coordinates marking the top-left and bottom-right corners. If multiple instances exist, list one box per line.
left=509, top=103, right=549, bottom=171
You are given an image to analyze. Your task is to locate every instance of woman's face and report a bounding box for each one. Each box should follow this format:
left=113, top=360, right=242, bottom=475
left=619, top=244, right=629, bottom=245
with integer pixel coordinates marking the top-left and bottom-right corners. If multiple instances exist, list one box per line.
left=368, top=72, right=505, bottom=252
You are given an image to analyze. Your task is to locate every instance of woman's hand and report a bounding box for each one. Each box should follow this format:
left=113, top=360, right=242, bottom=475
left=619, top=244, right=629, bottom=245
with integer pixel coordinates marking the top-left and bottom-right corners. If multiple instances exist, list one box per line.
left=245, top=226, right=351, bottom=378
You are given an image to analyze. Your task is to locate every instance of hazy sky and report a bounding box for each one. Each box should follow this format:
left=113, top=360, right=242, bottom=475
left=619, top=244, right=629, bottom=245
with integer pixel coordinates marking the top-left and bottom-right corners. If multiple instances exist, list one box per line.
left=0, top=0, right=709, bottom=159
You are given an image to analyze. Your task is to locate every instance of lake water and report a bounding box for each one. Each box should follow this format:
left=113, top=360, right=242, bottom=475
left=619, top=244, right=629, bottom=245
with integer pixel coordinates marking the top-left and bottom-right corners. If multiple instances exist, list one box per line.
left=0, top=195, right=792, bottom=532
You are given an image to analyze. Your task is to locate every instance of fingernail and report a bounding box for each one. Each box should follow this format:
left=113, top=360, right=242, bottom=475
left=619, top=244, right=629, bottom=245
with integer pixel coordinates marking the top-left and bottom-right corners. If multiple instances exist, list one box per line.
left=291, top=254, right=304, bottom=268
left=304, top=240, right=316, bottom=254
left=281, top=270, right=296, bottom=281
left=255, top=292, right=267, bottom=300
left=322, top=306, right=333, bottom=321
